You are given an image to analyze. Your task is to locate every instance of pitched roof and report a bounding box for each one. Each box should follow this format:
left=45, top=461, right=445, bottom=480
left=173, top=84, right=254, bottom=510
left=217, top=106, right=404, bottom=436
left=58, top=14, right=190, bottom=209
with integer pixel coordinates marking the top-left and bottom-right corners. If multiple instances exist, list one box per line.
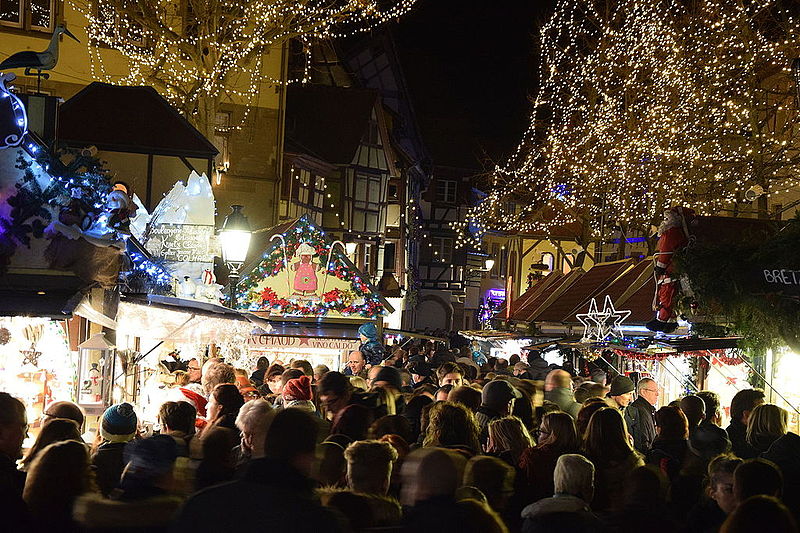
left=567, top=260, right=654, bottom=325
left=510, top=271, right=582, bottom=322
left=57, top=83, right=218, bottom=158
left=285, top=85, right=378, bottom=165
left=537, top=260, right=634, bottom=323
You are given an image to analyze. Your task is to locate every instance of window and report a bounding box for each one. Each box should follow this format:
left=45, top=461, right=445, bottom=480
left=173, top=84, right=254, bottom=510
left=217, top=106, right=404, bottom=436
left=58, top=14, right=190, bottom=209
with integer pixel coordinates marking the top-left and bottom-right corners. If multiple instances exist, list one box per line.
left=431, top=237, right=453, bottom=263
left=490, top=243, right=500, bottom=276
left=436, top=180, right=457, bottom=203
left=388, top=184, right=398, bottom=199
left=562, top=253, right=574, bottom=274
left=1, top=0, right=54, bottom=31
left=363, top=243, right=372, bottom=273
left=383, top=242, right=396, bottom=272
left=352, top=173, right=383, bottom=233
left=541, top=252, right=554, bottom=271
left=499, top=247, right=508, bottom=277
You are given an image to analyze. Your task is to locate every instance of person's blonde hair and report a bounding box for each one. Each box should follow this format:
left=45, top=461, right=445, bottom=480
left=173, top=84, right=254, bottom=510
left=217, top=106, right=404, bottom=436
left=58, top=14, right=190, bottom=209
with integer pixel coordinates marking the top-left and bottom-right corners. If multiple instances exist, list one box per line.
left=747, top=404, right=788, bottom=451
left=488, top=416, right=534, bottom=463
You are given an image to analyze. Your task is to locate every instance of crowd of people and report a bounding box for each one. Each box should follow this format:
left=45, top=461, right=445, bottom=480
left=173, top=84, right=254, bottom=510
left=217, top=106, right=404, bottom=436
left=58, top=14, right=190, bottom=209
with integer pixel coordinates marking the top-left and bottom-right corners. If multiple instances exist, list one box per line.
left=1, top=341, right=798, bottom=533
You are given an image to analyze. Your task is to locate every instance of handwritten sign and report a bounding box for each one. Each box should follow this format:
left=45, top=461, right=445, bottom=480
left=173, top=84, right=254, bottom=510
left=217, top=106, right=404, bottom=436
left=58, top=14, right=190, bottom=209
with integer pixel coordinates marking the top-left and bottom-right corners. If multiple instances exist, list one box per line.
left=758, top=268, right=800, bottom=296
left=145, top=224, right=216, bottom=263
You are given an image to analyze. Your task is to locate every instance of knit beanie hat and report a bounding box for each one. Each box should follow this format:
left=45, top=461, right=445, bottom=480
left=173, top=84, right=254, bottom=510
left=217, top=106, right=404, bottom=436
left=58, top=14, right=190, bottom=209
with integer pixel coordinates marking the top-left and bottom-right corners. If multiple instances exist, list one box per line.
left=374, top=366, right=403, bottom=390
left=283, top=375, right=312, bottom=401
left=358, top=322, right=378, bottom=340
left=609, top=375, right=635, bottom=396
left=121, top=434, right=178, bottom=487
left=408, top=360, right=432, bottom=377
left=101, top=402, right=138, bottom=442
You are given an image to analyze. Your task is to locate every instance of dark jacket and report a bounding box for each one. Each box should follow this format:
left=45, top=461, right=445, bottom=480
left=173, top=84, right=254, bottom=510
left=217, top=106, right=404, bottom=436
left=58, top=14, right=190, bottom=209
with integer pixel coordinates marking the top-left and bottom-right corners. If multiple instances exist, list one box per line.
left=726, top=418, right=758, bottom=459
left=646, top=438, right=688, bottom=483
left=249, top=368, right=266, bottom=387
left=521, top=494, right=602, bottom=533
left=589, top=451, right=644, bottom=512
left=402, top=496, right=471, bottom=533
left=92, top=441, right=128, bottom=496
left=761, top=432, right=800, bottom=520
left=527, top=356, right=551, bottom=381
left=625, top=396, right=656, bottom=453
left=0, top=453, right=29, bottom=532
left=172, top=457, right=346, bottom=533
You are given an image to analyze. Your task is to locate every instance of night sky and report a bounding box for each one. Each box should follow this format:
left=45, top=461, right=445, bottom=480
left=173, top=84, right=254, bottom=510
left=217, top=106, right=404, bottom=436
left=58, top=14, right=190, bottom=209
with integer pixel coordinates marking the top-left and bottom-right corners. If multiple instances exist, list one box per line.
left=392, top=0, right=551, bottom=173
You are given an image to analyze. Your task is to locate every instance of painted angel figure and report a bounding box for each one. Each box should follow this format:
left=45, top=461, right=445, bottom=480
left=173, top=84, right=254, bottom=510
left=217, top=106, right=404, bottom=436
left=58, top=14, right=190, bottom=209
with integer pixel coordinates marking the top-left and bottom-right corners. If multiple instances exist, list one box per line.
left=291, top=243, right=320, bottom=296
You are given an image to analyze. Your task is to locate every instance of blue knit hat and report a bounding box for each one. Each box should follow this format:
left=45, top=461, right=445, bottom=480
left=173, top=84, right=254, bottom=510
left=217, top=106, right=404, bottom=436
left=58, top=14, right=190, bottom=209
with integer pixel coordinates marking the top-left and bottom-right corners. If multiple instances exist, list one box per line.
left=100, top=402, right=138, bottom=443
left=358, top=322, right=378, bottom=340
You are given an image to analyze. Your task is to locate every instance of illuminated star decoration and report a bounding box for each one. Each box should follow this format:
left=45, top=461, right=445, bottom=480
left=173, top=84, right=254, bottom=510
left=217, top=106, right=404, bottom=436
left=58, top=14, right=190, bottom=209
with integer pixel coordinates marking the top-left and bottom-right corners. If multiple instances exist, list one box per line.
left=576, top=295, right=631, bottom=343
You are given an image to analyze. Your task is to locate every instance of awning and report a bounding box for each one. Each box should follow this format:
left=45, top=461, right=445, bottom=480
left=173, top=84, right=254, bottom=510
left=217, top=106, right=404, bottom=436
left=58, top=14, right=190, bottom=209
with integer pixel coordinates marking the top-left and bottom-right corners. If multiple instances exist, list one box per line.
left=0, top=272, right=87, bottom=319
left=117, top=294, right=257, bottom=344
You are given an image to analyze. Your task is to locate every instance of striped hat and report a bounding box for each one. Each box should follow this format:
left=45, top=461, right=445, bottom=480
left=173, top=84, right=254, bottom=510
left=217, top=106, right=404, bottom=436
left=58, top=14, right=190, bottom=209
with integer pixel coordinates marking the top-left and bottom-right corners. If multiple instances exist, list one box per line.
left=100, top=402, right=138, bottom=443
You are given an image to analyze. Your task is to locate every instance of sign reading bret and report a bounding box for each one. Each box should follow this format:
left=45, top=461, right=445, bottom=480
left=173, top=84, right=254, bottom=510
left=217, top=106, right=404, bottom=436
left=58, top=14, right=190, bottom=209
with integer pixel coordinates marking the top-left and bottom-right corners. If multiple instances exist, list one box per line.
left=760, top=268, right=800, bottom=295
left=145, top=224, right=216, bottom=263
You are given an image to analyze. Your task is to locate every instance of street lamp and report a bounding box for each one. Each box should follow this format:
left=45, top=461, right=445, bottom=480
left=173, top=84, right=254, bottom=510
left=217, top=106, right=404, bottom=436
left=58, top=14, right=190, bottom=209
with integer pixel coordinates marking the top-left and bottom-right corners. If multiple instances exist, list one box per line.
left=220, top=205, right=251, bottom=309
left=345, top=242, right=358, bottom=256
left=483, top=258, right=495, bottom=272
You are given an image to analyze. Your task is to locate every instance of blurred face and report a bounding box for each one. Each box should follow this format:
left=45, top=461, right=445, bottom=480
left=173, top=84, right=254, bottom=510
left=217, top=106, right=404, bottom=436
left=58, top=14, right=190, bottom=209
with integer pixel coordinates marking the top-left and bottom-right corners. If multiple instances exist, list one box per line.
left=441, top=372, right=463, bottom=388
left=0, top=409, right=27, bottom=459
left=206, top=394, right=221, bottom=421
left=187, top=359, right=201, bottom=382
left=320, top=393, right=348, bottom=417
left=612, top=392, right=634, bottom=408
left=639, top=383, right=660, bottom=406
left=710, top=473, right=736, bottom=514
left=348, top=352, right=366, bottom=375
left=267, top=374, right=283, bottom=395
left=435, top=390, right=449, bottom=402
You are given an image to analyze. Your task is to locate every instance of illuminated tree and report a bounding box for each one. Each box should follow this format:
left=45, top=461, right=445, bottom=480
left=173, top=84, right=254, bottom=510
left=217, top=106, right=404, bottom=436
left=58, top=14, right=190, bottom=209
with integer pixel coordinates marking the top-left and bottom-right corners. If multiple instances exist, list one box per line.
left=81, top=0, right=418, bottom=136
left=463, top=0, right=800, bottom=250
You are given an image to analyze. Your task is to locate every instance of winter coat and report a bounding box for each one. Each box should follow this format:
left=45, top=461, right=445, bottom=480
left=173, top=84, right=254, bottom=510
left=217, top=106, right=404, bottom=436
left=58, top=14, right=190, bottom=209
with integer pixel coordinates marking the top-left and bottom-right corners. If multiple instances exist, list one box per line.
left=0, top=453, right=29, bottom=532
left=625, top=396, right=656, bottom=454
left=726, top=418, right=759, bottom=459
left=475, top=405, right=504, bottom=445
left=92, top=441, right=128, bottom=497
left=73, top=491, right=183, bottom=533
left=519, top=444, right=576, bottom=504
left=402, top=496, right=472, bottom=533
left=171, top=457, right=346, bottom=533
left=527, top=356, right=551, bottom=381
left=646, top=438, right=687, bottom=483
left=544, top=388, right=581, bottom=419
left=521, top=494, right=602, bottom=533
left=588, top=451, right=644, bottom=512
left=762, top=432, right=800, bottom=519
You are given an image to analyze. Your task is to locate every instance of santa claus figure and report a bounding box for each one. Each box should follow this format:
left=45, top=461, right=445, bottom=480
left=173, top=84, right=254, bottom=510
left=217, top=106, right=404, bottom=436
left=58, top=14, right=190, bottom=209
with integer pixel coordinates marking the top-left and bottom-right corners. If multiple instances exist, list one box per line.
left=646, top=206, right=696, bottom=333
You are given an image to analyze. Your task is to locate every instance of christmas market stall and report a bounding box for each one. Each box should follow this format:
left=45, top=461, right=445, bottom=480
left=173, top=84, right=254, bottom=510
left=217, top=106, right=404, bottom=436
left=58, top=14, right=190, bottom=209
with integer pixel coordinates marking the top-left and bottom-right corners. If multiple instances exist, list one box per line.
left=0, top=76, right=127, bottom=436
left=233, top=215, right=394, bottom=371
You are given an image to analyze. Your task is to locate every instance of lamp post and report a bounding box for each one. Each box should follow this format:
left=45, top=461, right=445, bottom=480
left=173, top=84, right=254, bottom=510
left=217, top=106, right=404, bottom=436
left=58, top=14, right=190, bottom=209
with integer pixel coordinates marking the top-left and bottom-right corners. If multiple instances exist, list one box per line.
left=220, top=205, right=251, bottom=309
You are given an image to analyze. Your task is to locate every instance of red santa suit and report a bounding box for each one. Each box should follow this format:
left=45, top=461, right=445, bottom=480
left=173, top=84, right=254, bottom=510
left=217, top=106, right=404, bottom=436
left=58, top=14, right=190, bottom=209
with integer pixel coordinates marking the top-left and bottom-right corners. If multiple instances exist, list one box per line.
left=647, top=207, right=695, bottom=333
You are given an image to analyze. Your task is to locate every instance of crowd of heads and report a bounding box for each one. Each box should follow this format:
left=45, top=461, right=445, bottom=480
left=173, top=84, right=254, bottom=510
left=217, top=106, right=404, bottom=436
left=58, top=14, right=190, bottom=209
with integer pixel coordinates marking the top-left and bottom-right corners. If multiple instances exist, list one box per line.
left=1, top=341, right=798, bottom=533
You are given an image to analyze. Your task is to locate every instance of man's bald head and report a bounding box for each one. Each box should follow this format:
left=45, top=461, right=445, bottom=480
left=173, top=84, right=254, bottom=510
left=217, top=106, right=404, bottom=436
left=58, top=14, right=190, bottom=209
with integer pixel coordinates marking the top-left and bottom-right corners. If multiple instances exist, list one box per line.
left=347, top=351, right=367, bottom=375
left=545, top=369, right=571, bottom=391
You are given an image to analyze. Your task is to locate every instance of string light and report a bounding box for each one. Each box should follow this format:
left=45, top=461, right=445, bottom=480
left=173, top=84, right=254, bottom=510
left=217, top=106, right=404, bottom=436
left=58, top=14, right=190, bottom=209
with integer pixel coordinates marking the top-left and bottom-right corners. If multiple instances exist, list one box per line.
left=459, top=0, right=800, bottom=246
left=73, top=0, right=418, bottom=131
